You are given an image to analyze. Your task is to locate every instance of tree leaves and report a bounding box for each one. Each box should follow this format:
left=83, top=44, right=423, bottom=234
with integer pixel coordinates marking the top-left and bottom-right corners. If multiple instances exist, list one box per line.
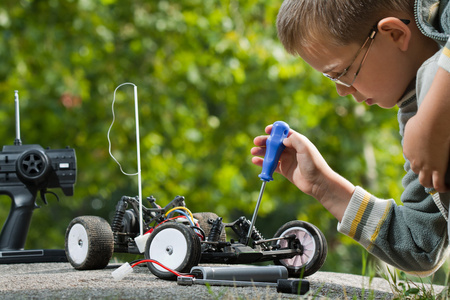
left=0, top=0, right=404, bottom=274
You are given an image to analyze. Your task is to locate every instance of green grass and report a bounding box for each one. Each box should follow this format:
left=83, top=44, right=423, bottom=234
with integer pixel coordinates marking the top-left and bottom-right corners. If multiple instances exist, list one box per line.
left=364, top=250, right=450, bottom=300
left=380, top=266, right=449, bottom=300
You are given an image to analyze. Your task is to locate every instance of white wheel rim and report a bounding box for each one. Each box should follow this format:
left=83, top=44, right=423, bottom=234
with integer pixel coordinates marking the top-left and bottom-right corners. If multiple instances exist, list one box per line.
left=277, top=226, right=316, bottom=270
left=149, top=228, right=188, bottom=272
left=67, top=223, right=89, bottom=265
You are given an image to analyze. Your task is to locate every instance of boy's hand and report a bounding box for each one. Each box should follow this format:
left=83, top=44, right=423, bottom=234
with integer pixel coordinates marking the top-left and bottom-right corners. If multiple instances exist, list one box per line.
left=251, top=125, right=355, bottom=221
left=404, top=67, right=450, bottom=193
left=404, top=115, right=450, bottom=193
left=251, top=126, right=327, bottom=196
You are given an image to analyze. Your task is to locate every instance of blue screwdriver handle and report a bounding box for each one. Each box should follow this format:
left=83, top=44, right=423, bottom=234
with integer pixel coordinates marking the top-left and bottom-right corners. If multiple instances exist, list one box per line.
left=258, top=121, right=290, bottom=182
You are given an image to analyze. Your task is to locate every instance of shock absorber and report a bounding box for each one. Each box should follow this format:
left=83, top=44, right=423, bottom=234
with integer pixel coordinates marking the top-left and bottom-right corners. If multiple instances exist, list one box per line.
left=248, top=221, right=265, bottom=241
left=244, top=219, right=268, bottom=250
left=207, top=217, right=224, bottom=242
left=111, top=197, right=128, bottom=238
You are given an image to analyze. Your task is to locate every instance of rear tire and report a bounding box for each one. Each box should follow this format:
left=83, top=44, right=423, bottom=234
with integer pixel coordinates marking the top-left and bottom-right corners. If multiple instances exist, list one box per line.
left=273, top=220, right=327, bottom=277
left=65, top=216, right=114, bottom=270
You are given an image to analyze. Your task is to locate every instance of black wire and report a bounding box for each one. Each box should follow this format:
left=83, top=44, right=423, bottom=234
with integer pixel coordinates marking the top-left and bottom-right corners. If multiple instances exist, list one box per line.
left=191, top=225, right=205, bottom=238
left=130, top=259, right=144, bottom=265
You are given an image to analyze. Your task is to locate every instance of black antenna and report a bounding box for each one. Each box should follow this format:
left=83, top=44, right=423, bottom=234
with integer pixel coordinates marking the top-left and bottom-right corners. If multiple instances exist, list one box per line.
left=14, top=90, right=22, bottom=146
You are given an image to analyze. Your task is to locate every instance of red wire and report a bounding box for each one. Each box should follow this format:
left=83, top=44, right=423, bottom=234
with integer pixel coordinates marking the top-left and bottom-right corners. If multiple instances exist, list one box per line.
left=144, top=216, right=187, bottom=235
left=131, top=259, right=194, bottom=278
left=144, top=217, right=205, bottom=241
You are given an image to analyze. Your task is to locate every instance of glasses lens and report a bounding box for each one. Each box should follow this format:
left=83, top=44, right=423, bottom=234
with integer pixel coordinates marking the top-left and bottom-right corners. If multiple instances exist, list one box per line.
left=335, top=80, right=352, bottom=87
left=322, top=73, right=352, bottom=87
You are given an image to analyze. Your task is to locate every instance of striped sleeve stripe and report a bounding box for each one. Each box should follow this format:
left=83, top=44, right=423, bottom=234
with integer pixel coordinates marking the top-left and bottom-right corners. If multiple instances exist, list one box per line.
left=367, top=202, right=392, bottom=251
left=348, top=193, right=371, bottom=238
left=338, top=186, right=392, bottom=249
left=443, top=46, right=450, bottom=57
left=438, top=40, right=450, bottom=73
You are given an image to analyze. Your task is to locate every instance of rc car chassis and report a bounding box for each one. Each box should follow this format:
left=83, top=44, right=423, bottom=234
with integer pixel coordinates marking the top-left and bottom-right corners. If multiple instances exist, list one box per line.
left=65, top=194, right=328, bottom=280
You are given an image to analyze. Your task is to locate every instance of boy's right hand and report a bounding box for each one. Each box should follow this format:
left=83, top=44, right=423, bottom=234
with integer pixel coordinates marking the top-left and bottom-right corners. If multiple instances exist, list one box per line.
left=251, top=126, right=326, bottom=196
left=251, top=125, right=355, bottom=221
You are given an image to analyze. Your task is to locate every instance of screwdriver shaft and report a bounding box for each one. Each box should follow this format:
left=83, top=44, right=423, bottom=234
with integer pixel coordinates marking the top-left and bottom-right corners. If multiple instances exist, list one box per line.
left=246, top=181, right=266, bottom=245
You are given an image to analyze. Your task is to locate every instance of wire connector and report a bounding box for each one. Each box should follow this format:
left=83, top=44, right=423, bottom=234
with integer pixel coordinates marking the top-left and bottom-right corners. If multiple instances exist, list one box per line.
left=112, top=262, right=133, bottom=280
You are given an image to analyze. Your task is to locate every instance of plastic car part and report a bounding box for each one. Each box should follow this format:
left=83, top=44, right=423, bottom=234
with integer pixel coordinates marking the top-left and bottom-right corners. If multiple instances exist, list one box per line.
left=65, top=216, right=114, bottom=270
left=144, top=222, right=201, bottom=280
left=272, top=220, right=327, bottom=277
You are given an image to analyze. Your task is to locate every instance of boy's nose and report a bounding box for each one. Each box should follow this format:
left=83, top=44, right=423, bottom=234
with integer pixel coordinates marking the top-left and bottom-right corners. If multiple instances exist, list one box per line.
left=335, top=84, right=355, bottom=97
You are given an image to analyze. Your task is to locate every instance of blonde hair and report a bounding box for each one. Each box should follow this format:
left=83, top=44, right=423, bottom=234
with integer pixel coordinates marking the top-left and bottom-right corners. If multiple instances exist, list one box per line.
left=277, top=0, right=414, bottom=55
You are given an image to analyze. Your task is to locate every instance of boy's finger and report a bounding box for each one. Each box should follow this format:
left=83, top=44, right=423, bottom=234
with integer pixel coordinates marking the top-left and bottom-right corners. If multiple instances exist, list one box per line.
left=432, top=172, right=449, bottom=193
left=251, top=146, right=266, bottom=156
left=253, top=135, right=268, bottom=146
left=251, top=156, right=264, bottom=167
left=265, top=124, right=274, bottom=134
left=419, top=171, right=433, bottom=188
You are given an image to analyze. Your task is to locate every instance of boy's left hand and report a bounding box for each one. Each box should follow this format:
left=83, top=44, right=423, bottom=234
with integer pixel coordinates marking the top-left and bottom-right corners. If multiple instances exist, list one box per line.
left=404, top=115, right=450, bottom=193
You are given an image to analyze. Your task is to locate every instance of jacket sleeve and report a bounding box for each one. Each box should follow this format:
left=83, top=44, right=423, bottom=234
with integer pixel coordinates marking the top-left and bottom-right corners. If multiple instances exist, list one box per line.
left=337, top=168, right=449, bottom=277
left=438, top=37, right=450, bottom=73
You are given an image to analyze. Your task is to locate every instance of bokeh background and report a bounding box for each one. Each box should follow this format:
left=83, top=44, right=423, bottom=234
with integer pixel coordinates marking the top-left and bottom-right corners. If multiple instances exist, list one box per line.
left=0, top=0, right=447, bottom=282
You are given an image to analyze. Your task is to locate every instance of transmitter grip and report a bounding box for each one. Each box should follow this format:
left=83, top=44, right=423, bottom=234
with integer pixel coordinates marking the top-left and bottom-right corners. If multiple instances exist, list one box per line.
left=0, top=144, right=76, bottom=251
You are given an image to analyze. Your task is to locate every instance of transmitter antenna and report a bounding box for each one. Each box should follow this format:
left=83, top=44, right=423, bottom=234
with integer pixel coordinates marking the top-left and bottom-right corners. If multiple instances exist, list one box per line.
left=14, top=90, right=22, bottom=146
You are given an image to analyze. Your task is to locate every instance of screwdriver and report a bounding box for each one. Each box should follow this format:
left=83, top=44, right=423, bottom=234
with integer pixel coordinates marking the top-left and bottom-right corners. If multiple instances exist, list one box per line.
left=246, top=121, right=290, bottom=245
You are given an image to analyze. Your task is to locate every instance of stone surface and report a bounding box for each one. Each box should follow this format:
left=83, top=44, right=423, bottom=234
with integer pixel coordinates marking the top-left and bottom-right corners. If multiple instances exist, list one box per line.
left=0, top=262, right=407, bottom=299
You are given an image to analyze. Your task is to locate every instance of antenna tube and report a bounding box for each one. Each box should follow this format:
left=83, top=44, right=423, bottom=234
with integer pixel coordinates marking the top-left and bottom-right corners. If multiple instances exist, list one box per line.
left=14, top=90, right=22, bottom=145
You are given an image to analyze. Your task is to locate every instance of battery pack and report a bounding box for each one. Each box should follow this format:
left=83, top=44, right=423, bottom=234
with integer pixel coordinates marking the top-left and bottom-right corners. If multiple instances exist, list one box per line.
left=190, top=265, right=288, bottom=282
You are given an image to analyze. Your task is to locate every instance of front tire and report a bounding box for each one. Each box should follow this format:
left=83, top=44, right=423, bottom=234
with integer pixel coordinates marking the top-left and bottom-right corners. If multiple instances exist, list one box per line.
left=144, top=222, right=201, bottom=280
left=65, top=216, right=114, bottom=270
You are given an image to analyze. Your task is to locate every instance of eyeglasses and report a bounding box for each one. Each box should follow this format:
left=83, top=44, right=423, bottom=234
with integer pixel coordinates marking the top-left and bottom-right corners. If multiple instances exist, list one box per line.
left=323, top=19, right=410, bottom=87
left=323, top=30, right=377, bottom=87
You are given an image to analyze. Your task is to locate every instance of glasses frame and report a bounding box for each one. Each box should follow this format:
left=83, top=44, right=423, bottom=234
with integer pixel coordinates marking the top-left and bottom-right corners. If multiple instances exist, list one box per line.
left=323, top=19, right=410, bottom=87
left=323, top=30, right=377, bottom=87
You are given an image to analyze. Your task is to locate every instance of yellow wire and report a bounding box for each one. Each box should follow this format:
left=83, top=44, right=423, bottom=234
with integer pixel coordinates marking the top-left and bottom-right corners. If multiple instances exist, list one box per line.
left=165, top=206, right=195, bottom=223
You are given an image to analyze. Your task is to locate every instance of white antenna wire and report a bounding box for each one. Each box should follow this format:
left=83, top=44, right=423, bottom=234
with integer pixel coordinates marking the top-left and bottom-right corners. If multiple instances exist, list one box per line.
left=107, top=82, right=144, bottom=236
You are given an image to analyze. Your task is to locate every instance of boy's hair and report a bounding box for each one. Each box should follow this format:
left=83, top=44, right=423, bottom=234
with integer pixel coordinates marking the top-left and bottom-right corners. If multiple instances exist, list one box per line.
left=277, top=0, right=415, bottom=55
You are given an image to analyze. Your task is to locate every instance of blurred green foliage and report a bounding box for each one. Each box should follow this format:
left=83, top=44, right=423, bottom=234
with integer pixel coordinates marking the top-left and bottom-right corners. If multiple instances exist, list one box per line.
left=0, top=0, right=411, bottom=275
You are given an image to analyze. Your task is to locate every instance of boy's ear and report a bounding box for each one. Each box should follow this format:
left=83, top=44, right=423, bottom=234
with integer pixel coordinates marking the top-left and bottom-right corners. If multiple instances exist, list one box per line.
left=377, top=17, right=411, bottom=51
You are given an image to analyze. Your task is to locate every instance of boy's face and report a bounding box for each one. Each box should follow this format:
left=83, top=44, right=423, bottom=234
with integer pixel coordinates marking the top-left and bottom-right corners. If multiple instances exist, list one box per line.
left=297, top=33, right=416, bottom=109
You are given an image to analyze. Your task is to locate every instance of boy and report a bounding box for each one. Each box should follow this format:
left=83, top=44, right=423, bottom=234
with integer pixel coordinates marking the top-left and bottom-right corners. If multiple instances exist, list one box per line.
left=252, top=0, right=449, bottom=276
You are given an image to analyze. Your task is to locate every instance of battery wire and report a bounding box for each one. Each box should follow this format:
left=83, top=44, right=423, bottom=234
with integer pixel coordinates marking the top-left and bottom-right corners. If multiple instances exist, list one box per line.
left=165, top=206, right=195, bottom=223
left=143, top=216, right=204, bottom=239
left=169, top=210, right=195, bottom=226
left=131, top=259, right=195, bottom=278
